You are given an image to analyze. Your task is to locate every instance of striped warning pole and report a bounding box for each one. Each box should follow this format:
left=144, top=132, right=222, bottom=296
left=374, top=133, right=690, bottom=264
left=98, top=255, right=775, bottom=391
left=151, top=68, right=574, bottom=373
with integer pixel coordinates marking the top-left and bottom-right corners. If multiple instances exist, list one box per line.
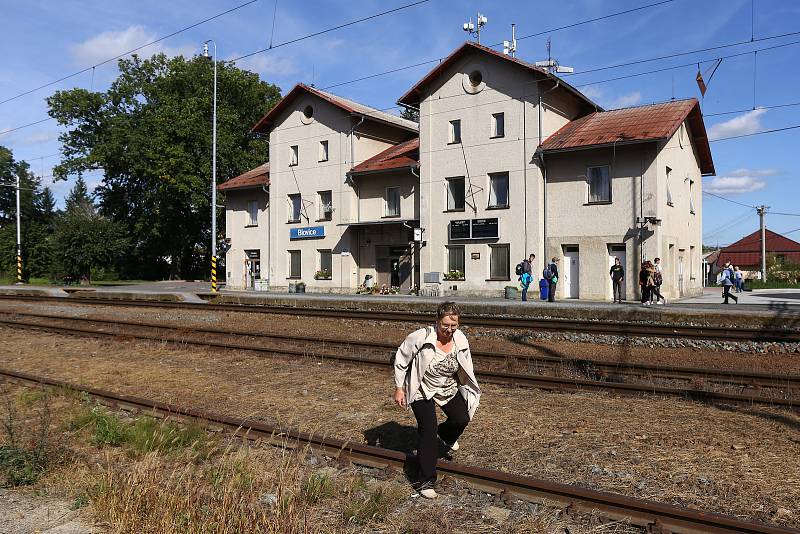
left=211, top=255, right=217, bottom=293
left=15, top=171, right=23, bottom=284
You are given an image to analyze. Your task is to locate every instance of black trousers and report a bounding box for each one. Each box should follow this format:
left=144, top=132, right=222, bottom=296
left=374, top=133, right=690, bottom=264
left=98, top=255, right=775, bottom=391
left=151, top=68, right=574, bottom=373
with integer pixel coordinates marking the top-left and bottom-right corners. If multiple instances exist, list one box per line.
left=612, top=279, right=623, bottom=302
left=521, top=286, right=528, bottom=301
left=723, top=284, right=738, bottom=304
left=652, top=284, right=664, bottom=302
left=410, top=393, right=470, bottom=485
left=548, top=280, right=557, bottom=302
left=641, top=285, right=651, bottom=304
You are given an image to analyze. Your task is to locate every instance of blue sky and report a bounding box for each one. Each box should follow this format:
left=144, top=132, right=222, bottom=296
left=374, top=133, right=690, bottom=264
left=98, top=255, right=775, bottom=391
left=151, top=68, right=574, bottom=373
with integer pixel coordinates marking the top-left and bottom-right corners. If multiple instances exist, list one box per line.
left=2, top=0, right=799, bottom=246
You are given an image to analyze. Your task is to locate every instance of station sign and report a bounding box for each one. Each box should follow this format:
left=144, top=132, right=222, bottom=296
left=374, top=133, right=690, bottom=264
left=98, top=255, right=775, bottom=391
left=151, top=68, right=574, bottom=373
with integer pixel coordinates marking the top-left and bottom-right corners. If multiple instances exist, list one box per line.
left=449, top=218, right=499, bottom=240
left=290, top=226, right=325, bottom=240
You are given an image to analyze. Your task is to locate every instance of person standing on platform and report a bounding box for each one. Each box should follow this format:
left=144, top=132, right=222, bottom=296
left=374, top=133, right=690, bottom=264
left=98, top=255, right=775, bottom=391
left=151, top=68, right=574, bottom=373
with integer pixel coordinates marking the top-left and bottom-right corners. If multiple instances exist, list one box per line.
left=392, top=302, right=481, bottom=499
left=520, top=269, right=532, bottom=301
left=609, top=257, right=625, bottom=303
left=652, top=257, right=667, bottom=305
left=545, top=258, right=559, bottom=302
left=734, top=266, right=744, bottom=293
left=639, top=261, right=655, bottom=306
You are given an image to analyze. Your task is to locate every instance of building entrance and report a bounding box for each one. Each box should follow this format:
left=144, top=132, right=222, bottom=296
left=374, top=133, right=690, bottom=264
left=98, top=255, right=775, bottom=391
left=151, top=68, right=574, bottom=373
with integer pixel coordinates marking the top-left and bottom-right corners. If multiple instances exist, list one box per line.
left=244, top=249, right=261, bottom=290
left=376, top=246, right=412, bottom=290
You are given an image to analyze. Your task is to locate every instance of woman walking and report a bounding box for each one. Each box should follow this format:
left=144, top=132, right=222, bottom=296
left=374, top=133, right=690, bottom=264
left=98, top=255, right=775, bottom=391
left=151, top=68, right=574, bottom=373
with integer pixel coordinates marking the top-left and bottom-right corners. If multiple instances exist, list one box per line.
left=393, top=301, right=481, bottom=498
left=639, top=261, right=655, bottom=306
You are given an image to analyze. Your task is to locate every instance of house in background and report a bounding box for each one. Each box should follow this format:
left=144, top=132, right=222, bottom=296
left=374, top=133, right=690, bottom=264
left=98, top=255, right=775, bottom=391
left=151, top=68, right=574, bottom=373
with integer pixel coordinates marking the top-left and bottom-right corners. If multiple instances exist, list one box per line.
left=716, top=228, right=800, bottom=279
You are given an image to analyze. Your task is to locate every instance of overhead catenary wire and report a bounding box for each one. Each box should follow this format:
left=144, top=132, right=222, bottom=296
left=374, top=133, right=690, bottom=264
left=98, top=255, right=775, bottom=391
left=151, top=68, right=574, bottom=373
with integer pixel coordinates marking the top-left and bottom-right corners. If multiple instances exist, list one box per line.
left=0, top=0, right=261, bottom=107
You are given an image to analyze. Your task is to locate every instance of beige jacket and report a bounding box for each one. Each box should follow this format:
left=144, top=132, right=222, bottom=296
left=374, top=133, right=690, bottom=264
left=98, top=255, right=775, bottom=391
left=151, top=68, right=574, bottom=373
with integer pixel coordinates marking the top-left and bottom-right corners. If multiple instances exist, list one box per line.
left=393, top=327, right=482, bottom=419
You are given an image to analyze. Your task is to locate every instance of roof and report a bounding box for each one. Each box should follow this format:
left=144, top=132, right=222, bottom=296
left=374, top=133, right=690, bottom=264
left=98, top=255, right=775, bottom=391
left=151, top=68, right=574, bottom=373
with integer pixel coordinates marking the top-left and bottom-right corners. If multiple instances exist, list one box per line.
left=540, top=98, right=715, bottom=175
left=350, top=138, right=419, bottom=175
left=397, top=41, right=601, bottom=111
left=717, top=228, right=800, bottom=266
left=217, top=163, right=269, bottom=191
left=251, top=83, right=418, bottom=134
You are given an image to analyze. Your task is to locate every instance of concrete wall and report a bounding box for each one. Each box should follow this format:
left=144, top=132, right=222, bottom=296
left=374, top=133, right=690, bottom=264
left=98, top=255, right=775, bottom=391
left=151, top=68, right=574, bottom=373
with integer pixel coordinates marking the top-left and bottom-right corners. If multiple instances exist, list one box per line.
left=223, top=189, right=270, bottom=290
left=266, top=93, right=412, bottom=292
left=654, top=121, right=704, bottom=298
left=544, top=143, right=657, bottom=300
left=418, top=48, right=580, bottom=295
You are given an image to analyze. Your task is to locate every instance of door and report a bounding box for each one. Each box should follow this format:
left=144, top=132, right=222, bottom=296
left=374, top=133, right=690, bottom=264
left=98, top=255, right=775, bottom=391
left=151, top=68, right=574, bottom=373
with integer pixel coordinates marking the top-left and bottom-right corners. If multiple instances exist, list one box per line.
left=563, top=246, right=580, bottom=299
left=245, top=250, right=261, bottom=290
left=608, top=244, right=626, bottom=301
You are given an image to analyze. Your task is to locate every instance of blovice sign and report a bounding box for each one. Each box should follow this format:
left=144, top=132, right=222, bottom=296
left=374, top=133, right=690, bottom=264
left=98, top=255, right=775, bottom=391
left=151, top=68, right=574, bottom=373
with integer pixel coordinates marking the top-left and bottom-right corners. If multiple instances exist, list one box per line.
left=290, top=226, right=325, bottom=240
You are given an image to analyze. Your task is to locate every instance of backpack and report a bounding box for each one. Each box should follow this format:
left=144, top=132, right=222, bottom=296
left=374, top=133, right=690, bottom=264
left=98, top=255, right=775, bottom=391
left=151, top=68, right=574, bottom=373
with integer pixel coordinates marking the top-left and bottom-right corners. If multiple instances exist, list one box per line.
left=543, top=266, right=553, bottom=280
left=653, top=271, right=663, bottom=286
left=515, top=262, right=524, bottom=276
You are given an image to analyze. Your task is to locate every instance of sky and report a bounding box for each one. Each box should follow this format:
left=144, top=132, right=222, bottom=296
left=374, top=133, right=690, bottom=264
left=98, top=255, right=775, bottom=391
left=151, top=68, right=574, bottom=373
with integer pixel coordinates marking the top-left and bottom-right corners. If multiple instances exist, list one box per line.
left=1, top=0, right=799, bottom=246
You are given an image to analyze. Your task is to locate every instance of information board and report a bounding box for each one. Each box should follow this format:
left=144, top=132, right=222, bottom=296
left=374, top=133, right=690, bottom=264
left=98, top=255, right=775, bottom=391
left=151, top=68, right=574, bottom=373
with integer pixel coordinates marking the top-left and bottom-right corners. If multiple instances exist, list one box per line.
left=449, top=220, right=471, bottom=240
left=471, top=218, right=499, bottom=239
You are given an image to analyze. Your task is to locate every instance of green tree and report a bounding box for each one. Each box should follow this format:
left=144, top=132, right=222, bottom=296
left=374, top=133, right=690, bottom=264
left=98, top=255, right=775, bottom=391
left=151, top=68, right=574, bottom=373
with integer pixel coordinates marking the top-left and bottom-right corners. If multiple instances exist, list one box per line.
left=49, top=182, right=128, bottom=283
left=47, top=53, right=281, bottom=279
left=400, top=106, right=419, bottom=122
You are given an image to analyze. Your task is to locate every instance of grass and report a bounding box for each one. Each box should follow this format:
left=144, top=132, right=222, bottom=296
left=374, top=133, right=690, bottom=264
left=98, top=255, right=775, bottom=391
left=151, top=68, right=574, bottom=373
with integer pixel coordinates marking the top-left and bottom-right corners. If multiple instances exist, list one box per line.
left=746, top=280, right=800, bottom=290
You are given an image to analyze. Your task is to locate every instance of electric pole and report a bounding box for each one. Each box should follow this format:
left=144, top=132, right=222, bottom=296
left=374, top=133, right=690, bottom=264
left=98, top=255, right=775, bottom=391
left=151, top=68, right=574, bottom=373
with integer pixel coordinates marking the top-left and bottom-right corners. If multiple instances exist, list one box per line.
left=15, top=171, right=22, bottom=284
left=757, top=205, right=768, bottom=282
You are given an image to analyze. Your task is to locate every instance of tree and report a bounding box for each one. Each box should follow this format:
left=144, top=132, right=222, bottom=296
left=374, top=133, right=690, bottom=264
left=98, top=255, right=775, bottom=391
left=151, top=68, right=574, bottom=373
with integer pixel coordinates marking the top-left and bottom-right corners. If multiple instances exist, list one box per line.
left=64, top=176, right=90, bottom=212
left=48, top=54, right=281, bottom=279
left=400, top=106, right=419, bottom=122
left=49, top=189, right=128, bottom=283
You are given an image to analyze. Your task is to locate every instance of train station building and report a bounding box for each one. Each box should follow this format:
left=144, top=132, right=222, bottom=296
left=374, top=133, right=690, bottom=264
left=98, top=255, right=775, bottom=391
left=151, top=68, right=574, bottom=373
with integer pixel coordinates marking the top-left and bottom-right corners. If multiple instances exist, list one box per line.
left=219, top=41, right=715, bottom=300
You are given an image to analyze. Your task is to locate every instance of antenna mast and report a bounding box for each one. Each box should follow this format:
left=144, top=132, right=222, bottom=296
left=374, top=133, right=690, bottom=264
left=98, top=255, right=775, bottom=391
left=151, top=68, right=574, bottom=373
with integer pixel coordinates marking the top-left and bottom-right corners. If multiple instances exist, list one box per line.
left=534, top=37, right=574, bottom=74
left=503, top=24, right=517, bottom=57
left=463, top=12, right=488, bottom=43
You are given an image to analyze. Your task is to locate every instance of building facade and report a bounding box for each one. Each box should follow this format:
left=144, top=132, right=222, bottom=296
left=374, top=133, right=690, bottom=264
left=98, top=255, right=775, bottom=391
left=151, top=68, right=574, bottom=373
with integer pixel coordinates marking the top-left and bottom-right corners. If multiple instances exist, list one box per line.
left=220, top=42, right=715, bottom=300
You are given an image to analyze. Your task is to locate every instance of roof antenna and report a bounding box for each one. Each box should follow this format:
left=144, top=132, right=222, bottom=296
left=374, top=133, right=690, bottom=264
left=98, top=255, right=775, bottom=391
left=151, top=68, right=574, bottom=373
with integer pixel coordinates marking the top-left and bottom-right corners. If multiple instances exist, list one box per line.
left=503, top=23, right=517, bottom=57
left=535, top=37, right=573, bottom=74
left=463, top=12, right=488, bottom=44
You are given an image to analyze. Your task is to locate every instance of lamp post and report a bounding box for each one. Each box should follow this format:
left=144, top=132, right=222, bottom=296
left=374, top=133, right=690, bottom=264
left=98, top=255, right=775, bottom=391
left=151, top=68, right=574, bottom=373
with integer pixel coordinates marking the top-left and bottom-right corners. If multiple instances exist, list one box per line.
left=203, top=40, right=218, bottom=292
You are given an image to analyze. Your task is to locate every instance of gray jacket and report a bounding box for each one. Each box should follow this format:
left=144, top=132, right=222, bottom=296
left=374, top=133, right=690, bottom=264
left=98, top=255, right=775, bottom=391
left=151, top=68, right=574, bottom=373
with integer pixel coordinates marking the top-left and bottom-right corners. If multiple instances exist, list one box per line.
left=393, top=327, right=482, bottom=419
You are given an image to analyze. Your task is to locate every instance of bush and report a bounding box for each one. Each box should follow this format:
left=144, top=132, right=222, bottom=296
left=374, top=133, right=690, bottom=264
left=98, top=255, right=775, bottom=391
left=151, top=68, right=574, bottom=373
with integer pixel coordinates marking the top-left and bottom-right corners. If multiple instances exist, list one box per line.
left=443, top=270, right=464, bottom=280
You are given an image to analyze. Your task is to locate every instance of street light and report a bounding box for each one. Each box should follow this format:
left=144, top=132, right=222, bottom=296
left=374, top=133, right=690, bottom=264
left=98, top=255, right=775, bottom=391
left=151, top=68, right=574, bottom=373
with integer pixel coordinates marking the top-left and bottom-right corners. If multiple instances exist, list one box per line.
left=203, top=39, right=218, bottom=292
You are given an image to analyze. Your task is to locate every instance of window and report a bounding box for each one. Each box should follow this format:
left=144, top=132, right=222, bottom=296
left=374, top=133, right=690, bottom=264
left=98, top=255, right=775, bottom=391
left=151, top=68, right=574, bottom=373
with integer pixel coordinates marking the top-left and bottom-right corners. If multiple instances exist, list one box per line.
left=247, top=200, right=258, bottom=226
left=587, top=165, right=611, bottom=203
left=288, top=250, right=301, bottom=278
left=318, top=249, right=332, bottom=279
left=385, top=186, right=401, bottom=217
left=468, top=70, right=483, bottom=87
left=689, top=179, right=695, bottom=214
left=488, top=172, right=509, bottom=208
left=491, top=113, right=504, bottom=138
left=449, top=119, right=461, bottom=144
left=666, top=166, right=674, bottom=206
left=319, top=140, right=328, bottom=162
left=447, top=246, right=465, bottom=276
left=446, top=177, right=465, bottom=211
left=288, top=194, right=301, bottom=222
left=290, top=145, right=298, bottom=166
left=303, top=105, right=314, bottom=119
left=489, top=244, right=510, bottom=280
left=318, top=190, right=333, bottom=221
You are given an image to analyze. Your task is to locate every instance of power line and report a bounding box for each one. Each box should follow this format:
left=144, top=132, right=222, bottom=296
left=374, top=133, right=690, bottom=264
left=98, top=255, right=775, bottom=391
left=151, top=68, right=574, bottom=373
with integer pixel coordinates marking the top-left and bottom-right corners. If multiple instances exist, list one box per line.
left=0, top=0, right=261, bottom=107
left=709, top=124, right=800, bottom=142
left=0, top=117, right=55, bottom=136
left=702, top=190, right=756, bottom=208
left=768, top=210, right=800, bottom=217
left=705, top=100, right=800, bottom=117
left=230, top=0, right=431, bottom=62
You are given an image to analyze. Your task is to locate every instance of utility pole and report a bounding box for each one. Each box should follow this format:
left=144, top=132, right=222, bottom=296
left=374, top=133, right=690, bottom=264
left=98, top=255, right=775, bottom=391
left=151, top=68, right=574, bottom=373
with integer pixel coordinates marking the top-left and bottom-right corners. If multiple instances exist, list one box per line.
left=15, top=171, right=22, bottom=284
left=203, top=40, right=218, bottom=293
left=757, top=205, right=768, bottom=282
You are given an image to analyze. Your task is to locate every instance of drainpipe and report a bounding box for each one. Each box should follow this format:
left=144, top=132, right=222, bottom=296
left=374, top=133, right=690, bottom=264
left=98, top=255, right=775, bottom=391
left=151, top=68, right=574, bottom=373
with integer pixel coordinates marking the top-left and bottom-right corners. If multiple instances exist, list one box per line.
left=263, top=183, right=270, bottom=289
left=538, top=80, right=559, bottom=268
left=349, top=115, right=366, bottom=170
left=409, top=164, right=421, bottom=291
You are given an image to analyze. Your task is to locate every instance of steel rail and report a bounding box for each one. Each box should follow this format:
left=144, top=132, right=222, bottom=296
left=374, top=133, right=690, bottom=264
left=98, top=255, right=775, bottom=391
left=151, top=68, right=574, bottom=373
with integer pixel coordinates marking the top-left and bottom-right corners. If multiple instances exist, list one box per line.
left=1, top=294, right=798, bottom=342
left=1, top=317, right=795, bottom=410
left=2, top=310, right=798, bottom=391
left=0, top=367, right=795, bottom=534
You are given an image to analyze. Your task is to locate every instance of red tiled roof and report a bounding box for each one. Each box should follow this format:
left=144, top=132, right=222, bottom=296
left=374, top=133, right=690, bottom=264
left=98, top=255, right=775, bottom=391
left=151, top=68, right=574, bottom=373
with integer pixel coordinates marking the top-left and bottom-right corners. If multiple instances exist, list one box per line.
left=541, top=99, right=715, bottom=175
left=397, top=41, right=600, bottom=112
left=251, top=83, right=417, bottom=134
left=217, top=163, right=269, bottom=191
left=717, top=228, right=800, bottom=267
left=350, top=138, right=419, bottom=174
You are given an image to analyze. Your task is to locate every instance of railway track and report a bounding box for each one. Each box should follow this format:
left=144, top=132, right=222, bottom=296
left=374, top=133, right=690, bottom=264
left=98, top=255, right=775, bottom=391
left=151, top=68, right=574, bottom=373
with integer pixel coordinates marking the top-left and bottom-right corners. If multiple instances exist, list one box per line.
left=1, top=313, right=796, bottom=410
left=0, top=367, right=796, bottom=534
left=1, top=293, right=799, bottom=342
left=2, top=310, right=798, bottom=393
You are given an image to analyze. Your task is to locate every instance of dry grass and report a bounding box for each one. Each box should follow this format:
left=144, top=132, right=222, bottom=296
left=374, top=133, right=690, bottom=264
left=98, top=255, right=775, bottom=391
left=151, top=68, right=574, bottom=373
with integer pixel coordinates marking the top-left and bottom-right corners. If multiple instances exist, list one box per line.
left=1, top=328, right=799, bottom=528
left=0, top=384, right=636, bottom=534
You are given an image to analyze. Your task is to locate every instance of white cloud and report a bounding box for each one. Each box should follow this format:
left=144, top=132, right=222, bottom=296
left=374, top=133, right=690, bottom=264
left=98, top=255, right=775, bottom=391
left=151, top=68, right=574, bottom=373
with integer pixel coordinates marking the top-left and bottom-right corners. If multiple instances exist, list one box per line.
left=703, top=167, right=780, bottom=194
left=707, top=108, right=767, bottom=141
left=579, top=84, right=604, bottom=102
left=17, top=130, right=60, bottom=145
left=70, top=26, right=195, bottom=66
left=229, top=53, right=297, bottom=77
left=610, top=91, right=642, bottom=109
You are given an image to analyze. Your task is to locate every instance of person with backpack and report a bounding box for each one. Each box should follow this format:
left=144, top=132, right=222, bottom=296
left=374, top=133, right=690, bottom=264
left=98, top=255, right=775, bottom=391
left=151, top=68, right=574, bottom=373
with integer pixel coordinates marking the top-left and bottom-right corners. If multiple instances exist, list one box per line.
left=515, top=253, right=535, bottom=301
left=544, top=257, right=559, bottom=302
left=651, top=257, right=666, bottom=305
left=639, top=261, right=655, bottom=306
left=609, top=257, right=624, bottom=303
left=519, top=269, right=533, bottom=301
left=392, top=301, right=481, bottom=499
left=721, top=261, right=738, bottom=304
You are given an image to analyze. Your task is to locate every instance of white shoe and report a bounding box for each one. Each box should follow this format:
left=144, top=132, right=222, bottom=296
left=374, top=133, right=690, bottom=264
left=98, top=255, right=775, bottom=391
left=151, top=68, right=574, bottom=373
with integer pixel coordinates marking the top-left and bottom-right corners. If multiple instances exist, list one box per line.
left=450, top=440, right=460, bottom=451
left=419, top=487, right=437, bottom=499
